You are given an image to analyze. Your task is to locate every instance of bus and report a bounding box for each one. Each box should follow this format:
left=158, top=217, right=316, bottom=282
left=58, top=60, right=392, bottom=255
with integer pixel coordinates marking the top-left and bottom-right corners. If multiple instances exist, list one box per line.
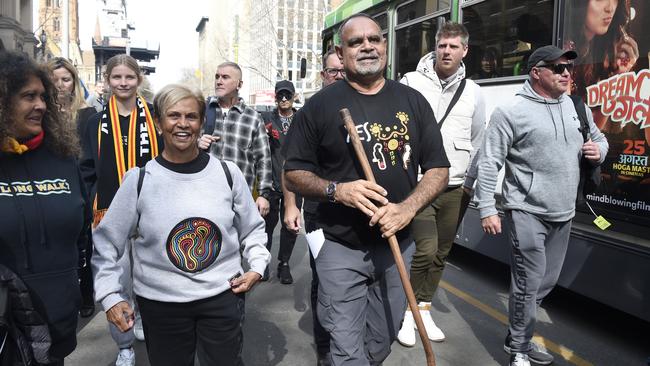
left=323, top=0, right=650, bottom=322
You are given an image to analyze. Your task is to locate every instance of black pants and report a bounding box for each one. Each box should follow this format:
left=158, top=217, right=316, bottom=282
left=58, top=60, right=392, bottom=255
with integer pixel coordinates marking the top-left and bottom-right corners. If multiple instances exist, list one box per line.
left=304, top=209, right=331, bottom=356
left=136, top=292, right=245, bottom=366
left=78, top=228, right=94, bottom=307
left=264, top=192, right=303, bottom=263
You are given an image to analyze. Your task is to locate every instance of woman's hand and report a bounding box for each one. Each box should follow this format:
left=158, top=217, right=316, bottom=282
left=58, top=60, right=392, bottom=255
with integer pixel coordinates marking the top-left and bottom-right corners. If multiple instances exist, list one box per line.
left=230, top=271, right=262, bottom=294
left=106, top=301, right=134, bottom=332
left=198, top=134, right=220, bottom=150
left=615, top=35, right=639, bottom=74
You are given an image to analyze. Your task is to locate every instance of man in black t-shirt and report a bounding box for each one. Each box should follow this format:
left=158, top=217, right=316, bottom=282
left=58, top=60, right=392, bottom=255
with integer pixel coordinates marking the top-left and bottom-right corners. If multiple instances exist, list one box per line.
left=283, top=14, right=450, bottom=365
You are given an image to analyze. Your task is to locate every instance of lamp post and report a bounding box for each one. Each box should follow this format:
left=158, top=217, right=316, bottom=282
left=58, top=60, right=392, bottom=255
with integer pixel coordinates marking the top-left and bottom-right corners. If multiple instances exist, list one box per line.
left=39, top=30, right=47, bottom=61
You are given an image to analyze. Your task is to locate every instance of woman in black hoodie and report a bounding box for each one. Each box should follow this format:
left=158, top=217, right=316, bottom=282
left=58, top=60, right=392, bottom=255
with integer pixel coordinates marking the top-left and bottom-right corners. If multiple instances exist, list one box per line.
left=0, top=51, right=90, bottom=365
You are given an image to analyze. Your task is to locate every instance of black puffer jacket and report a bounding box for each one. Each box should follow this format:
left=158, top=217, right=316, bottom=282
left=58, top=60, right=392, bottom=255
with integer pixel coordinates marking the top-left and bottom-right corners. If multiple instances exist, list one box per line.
left=0, top=264, right=52, bottom=366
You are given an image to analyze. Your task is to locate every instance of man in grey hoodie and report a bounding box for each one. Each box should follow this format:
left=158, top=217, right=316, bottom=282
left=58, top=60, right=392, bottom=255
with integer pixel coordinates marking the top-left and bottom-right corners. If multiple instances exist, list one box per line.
left=474, top=45, right=608, bottom=366
left=398, top=22, right=486, bottom=346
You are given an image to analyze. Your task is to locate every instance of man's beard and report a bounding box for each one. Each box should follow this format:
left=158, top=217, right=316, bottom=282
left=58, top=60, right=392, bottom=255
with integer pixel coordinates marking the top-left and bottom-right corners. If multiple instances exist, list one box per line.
left=355, top=58, right=383, bottom=76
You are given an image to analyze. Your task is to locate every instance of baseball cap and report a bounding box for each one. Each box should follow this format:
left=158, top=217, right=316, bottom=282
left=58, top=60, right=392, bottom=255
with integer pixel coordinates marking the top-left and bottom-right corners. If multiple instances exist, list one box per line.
left=527, top=45, right=577, bottom=71
left=275, top=80, right=295, bottom=95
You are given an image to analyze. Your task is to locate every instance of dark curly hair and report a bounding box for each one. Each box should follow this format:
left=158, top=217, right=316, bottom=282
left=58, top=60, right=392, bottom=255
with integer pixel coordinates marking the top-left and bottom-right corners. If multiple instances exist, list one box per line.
left=0, top=51, right=79, bottom=157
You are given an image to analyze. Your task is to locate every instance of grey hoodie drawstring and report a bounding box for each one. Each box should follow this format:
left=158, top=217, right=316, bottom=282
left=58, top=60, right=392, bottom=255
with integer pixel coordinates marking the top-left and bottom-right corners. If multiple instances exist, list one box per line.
left=544, top=99, right=569, bottom=143
left=544, top=100, right=559, bottom=140
left=0, top=163, right=31, bottom=269
left=558, top=102, right=568, bottom=142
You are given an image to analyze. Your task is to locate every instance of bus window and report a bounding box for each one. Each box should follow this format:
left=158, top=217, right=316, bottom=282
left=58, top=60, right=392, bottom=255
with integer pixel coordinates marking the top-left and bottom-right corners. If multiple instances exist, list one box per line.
left=395, top=15, right=450, bottom=80
left=374, top=13, right=388, bottom=32
left=396, top=0, right=451, bottom=24
left=461, top=0, right=555, bottom=80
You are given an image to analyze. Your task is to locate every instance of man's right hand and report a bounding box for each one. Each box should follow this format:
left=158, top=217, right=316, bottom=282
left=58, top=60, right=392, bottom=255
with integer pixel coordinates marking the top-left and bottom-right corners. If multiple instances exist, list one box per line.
left=106, top=301, right=134, bottom=332
left=481, top=215, right=501, bottom=235
left=334, top=180, right=388, bottom=217
left=198, top=134, right=220, bottom=150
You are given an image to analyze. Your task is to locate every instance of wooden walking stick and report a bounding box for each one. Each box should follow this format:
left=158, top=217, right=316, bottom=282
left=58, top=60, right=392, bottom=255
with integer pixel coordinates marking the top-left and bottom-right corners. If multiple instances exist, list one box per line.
left=339, top=108, right=436, bottom=366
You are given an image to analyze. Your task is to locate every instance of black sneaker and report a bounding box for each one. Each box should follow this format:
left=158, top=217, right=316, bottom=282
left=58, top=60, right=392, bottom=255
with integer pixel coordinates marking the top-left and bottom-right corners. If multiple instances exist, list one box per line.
left=277, top=262, right=293, bottom=284
left=504, top=333, right=554, bottom=365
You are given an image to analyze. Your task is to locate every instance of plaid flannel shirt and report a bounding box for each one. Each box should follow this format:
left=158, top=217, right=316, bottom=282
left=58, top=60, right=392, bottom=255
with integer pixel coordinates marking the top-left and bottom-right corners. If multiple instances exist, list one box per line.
left=206, top=96, right=272, bottom=196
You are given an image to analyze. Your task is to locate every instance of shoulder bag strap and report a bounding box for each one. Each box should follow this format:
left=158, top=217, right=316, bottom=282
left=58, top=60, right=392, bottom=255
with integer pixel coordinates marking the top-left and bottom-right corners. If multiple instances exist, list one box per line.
left=569, top=95, right=589, bottom=142
left=438, top=78, right=467, bottom=128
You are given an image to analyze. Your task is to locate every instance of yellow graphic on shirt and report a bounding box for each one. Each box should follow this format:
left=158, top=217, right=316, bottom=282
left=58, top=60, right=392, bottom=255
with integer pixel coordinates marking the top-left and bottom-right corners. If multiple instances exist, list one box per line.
left=0, top=179, right=71, bottom=197
left=367, top=111, right=412, bottom=169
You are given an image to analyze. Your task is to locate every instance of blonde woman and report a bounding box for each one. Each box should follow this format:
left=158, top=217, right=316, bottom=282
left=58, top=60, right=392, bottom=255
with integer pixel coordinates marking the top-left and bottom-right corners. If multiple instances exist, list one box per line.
left=80, top=54, right=161, bottom=366
left=47, top=57, right=97, bottom=318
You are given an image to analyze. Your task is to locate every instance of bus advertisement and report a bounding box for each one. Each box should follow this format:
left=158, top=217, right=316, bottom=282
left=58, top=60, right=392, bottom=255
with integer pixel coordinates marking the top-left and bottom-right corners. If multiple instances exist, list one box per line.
left=564, top=0, right=650, bottom=224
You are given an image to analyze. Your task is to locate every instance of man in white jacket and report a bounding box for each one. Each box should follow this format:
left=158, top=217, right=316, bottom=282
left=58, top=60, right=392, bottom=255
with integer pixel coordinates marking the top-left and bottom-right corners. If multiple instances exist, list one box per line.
left=398, top=21, right=486, bottom=346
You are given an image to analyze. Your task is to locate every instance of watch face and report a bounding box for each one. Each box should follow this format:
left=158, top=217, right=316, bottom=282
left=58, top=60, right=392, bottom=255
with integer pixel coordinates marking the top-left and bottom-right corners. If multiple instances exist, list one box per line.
left=327, top=182, right=336, bottom=201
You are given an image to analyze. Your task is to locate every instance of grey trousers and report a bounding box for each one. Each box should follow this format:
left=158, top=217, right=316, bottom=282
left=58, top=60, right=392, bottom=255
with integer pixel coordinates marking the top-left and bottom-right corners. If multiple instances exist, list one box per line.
left=108, top=240, right=136, bottom=349
left=506, top=210, right=571, bottom=353
left=316, top=238, right=415, bottom=366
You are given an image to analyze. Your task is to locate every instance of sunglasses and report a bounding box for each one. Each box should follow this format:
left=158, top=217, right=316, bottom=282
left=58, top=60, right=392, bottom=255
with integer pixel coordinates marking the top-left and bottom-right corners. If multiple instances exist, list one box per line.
left=324, top=68, right=346, bottom=77
left=276, top=91, right=293, bottom=101
left=536, top=63, right=573, bottom=74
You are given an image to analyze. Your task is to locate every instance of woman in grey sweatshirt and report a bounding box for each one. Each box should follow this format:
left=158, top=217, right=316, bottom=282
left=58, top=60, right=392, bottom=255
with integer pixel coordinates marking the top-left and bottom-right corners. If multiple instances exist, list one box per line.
left=92, top=84, right=270, bottom=366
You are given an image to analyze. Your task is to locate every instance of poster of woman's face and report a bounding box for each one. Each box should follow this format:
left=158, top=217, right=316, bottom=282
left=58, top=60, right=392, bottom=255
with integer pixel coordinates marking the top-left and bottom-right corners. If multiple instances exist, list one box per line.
left=563, top=0, right=649, bottom=223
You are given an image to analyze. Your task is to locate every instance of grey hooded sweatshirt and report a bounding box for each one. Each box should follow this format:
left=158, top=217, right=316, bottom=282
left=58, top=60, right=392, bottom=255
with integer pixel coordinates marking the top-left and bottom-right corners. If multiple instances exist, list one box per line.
left=475, top=81, right=608, bottom=222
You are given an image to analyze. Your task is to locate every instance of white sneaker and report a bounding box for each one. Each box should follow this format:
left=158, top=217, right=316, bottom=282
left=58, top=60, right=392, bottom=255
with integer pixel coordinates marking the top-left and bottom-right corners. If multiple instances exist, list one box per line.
left=416, top=302, right=445, bottom=342
left=115, top=347, right=135, bottom=366
left=397, top=309, right=416, bottom=347
left=510, top=352, right=531, bottom=366
left=133, top=315, right=145, bottom=341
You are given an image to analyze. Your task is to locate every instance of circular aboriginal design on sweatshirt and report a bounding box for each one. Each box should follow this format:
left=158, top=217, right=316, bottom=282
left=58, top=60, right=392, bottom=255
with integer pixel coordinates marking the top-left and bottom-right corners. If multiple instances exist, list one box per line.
left=166, top=217, right=222, bottom=273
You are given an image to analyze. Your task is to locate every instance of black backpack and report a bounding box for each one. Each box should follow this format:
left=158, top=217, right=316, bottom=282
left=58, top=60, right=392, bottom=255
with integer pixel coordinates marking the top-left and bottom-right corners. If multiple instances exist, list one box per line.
left=569, top=95, right=602, bottom=206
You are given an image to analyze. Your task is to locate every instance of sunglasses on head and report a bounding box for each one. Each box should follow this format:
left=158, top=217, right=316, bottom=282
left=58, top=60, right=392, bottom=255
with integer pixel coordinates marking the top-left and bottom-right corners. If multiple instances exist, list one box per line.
left=536, top=63, right=573, bottom=74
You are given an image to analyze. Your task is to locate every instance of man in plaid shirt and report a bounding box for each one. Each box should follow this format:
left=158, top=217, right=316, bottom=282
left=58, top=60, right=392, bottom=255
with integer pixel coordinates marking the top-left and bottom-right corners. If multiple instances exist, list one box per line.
left=198, top=61, right=272, bottom=216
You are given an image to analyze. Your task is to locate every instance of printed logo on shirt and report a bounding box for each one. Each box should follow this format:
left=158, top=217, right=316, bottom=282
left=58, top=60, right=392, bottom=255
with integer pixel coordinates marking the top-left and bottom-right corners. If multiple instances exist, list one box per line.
left=0, top=179, right=71, bottom=197
left=166, top=217, right=223, bottom=273
left=346, top=111, right=412, bottom=170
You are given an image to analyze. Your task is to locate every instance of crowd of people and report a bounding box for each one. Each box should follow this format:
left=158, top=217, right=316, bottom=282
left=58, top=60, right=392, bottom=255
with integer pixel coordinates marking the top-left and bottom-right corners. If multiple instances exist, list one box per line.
left=1, top=8, right=614, bottom=366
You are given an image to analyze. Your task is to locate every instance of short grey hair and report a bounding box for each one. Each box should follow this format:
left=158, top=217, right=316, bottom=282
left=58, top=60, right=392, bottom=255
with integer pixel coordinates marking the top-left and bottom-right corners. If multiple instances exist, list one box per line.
left=216, top=61, right=242, bottom=79
left=153, top=84, right=206, bottom=123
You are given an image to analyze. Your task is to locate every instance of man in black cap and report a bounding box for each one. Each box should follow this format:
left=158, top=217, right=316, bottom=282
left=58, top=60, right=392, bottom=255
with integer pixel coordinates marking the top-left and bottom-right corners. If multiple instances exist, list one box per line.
left=261, top=80, right=301, bottom=283
left=474, top=45, right=608, bottom=366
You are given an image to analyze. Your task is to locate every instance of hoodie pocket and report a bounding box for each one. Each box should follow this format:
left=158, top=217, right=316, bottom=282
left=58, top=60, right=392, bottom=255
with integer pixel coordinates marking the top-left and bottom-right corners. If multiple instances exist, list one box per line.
left=22, top=269, right=80, bottom=342
left=447, top=139, right=473, bottom=181
left=511, top=169, right=534, bottom=204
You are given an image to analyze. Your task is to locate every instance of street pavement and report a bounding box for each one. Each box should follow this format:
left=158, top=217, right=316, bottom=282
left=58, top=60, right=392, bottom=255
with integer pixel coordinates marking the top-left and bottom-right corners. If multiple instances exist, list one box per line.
left=66, top=225, right=649, bottom=366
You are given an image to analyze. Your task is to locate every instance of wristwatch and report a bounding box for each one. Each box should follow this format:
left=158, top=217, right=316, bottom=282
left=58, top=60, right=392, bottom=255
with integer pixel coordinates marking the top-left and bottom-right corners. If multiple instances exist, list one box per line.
left=259, top=190, right=270, bottom=200
left=326, top=181, right=338, bottom=203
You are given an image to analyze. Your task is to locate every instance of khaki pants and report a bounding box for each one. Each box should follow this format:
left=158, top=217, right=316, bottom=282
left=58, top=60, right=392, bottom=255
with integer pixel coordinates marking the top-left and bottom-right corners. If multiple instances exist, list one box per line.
left=409, top=186, right=464, bottom=303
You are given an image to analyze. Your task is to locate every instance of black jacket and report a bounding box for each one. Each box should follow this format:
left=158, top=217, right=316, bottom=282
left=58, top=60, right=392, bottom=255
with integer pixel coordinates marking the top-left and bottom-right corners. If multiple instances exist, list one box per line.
left=262, top=108, right=296, bottom=193
left=0, top=264, right=51, bottom=366
left=0, top=145, right=90, bottom=362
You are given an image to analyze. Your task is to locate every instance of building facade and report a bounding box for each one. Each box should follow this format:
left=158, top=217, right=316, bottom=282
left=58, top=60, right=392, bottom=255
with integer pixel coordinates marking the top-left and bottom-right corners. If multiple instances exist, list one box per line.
left=248, top=0, right=330, bottom=103
left=0, top=0, right=37, bottom=55
left=196, top=0, right=252, bottom=99
left=197, top=0, right=332, bottom=104
left=37, top=0, right=84, bottom=69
